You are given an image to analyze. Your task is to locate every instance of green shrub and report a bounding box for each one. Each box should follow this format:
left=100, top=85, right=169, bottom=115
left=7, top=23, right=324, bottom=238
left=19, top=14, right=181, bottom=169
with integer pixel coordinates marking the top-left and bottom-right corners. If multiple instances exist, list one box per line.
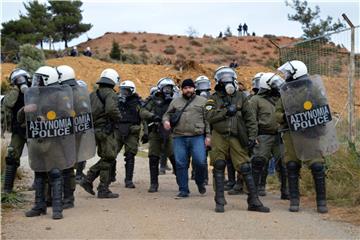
left=17, top=44, right=45, bottom=74
left=163, top=45, right=176, bottom=55
left=109, top=41, right=121, bottom=60
left=189, top=39, right=203, bottom=47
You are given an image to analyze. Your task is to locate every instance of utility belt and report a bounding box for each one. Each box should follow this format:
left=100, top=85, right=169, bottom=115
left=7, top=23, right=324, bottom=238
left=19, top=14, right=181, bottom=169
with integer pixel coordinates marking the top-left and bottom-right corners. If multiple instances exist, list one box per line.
left=258, top=129, right=278, bottom=136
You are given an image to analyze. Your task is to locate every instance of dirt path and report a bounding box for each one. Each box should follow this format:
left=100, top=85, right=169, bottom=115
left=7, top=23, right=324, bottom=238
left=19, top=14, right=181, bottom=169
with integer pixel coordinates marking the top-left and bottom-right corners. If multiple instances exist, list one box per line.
left=2, top=154, right=360, bottom=239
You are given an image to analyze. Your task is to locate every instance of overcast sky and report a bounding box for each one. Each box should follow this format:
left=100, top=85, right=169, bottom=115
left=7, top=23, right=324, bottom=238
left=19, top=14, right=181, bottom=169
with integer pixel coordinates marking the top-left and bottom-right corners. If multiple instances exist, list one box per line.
left=1, top=0, right=359, bottom=49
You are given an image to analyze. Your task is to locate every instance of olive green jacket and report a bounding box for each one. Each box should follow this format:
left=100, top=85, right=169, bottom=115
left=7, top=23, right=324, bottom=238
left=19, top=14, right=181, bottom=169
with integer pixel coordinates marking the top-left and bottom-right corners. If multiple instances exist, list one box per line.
left=205, top=90, right=257, bottom=146
left=249, top=93, right=280, bottom=135
left=163, top=94, right=210, bottom=137
left=90, top=86, right=121, bottom=129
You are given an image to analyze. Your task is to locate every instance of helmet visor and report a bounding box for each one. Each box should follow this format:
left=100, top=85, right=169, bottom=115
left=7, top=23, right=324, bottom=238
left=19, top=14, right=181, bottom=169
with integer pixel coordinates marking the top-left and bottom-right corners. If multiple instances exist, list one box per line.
left=195, top=81, right=211, bottom=91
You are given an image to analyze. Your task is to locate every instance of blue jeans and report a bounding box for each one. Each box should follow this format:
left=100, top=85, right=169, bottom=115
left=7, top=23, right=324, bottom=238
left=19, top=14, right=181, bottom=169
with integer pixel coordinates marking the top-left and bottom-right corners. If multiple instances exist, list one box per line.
left=173, top=135, right=207, bottom=194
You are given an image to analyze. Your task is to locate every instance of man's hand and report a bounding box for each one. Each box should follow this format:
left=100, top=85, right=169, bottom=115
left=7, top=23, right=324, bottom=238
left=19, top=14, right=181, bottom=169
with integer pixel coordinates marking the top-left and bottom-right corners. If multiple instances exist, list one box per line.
left=24, top=104, right=37, bottom=113
left=205, top=136, right=211, bottom=147
left=163, top=120, right=171, bottom=130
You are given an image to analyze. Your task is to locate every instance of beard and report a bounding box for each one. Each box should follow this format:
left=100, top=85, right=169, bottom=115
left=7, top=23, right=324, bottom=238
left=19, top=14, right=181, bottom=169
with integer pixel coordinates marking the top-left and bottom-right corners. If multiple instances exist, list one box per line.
left=183, top=91, right=194, bottom=99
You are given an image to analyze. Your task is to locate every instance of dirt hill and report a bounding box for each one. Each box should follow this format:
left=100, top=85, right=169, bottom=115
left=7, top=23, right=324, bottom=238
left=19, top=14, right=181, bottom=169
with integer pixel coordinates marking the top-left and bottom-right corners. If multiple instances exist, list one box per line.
left=0, top=56, right=271, bottom=98
left=76, top=32, right=296, bottom=67
left=0, top=56, right=356, bottom=115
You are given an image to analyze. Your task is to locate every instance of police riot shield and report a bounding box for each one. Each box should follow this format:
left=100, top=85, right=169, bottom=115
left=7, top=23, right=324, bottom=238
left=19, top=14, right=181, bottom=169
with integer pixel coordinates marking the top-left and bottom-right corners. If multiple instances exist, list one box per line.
left=25, top=85, right=76, bottom=171
left=73, top=85, right=96, bottom=162
left=280, top=75, right=339, bottom=160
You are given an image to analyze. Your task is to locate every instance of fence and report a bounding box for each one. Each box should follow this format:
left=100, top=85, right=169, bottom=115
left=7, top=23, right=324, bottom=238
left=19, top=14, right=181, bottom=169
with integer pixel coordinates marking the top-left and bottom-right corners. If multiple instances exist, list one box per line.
left=277, top=26, right=359, bottom=150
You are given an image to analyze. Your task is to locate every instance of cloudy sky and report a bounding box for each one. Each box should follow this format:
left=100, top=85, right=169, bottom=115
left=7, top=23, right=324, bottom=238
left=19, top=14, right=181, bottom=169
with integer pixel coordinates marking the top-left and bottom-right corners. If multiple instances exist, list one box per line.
left=2, top=0, right=359, bottom=49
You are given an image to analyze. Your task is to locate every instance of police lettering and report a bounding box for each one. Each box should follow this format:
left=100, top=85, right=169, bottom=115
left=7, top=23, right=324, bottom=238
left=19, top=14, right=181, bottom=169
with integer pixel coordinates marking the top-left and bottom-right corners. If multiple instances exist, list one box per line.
left=287, top=105, right=332, bottom=131
left=27, top=117, right=74, bottom=138
left=74, top=113, right=92, bottom=133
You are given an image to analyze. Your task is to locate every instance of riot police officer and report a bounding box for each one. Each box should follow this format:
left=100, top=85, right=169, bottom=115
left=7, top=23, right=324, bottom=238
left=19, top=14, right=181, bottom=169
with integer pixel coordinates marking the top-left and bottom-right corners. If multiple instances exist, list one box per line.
left=112, top=80, right=142, bottom=188
left=24, top=66, right=75, bottom=219
left=80, top=69, right=121, bottom=198
left=192, top=75, right=211, bottom=184
left=276, top=60, right=338, bottom=213
left=3, top=69, right=31, bottom=193
left=250, top=72, right=289, bottom=199
left=205, top=66, right=270, bottom=213
left=57, top=65, right=96, bottom=208
left=140, top=78, right=177, bottom=193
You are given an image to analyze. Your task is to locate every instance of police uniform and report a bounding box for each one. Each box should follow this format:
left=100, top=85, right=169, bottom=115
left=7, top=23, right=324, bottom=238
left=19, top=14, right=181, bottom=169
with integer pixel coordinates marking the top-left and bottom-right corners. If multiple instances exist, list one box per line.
left=140, top=94, right=176, bottom=192
left=205, top=90, right=269, bottom=213
left=80, top=85, right=121, bottom=198
left=3, top=86, right=27, bottom=193
left=112, top=93, right=142, bottom=188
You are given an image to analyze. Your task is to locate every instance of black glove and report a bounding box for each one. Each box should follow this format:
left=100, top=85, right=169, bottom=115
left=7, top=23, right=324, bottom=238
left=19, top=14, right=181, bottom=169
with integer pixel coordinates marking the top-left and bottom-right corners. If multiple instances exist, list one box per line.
left=141, top=134, right=149, bottom=144
left=152, top=115, right=162, bottom=122
left=226, top=104, right=237, bottom=117
left=247, top=139, right=257, bottom=150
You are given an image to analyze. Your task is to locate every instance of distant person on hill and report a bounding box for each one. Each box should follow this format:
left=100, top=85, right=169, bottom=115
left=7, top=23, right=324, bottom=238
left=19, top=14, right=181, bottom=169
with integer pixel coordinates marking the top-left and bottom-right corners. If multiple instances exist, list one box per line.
left=243, top=23, right=248, bottom=36
left=83, top=47, right=92, bottom=57
left=218, top=32, right=223, bottom=38
left=237, top=24, right=243, bottom=36
left=70, top=46, right=78, bottom=57
left=229, top=59, right=239, bottom=69
left=252, top=32, right=256, bottom=36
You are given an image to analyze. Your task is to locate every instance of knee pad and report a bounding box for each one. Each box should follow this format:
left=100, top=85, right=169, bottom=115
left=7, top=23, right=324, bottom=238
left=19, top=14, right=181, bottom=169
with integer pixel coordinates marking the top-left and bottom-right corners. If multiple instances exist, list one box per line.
left=251, top=157, right=266, bottom=170
left=286, top=161, right=301, bottom=171
left=310, top=162, right=325, bottom=174
left=49, top=168, right=62, bottom=178
left=239, top=162, right=251, bottom=174
left=213, top=160, right=226, bottom=171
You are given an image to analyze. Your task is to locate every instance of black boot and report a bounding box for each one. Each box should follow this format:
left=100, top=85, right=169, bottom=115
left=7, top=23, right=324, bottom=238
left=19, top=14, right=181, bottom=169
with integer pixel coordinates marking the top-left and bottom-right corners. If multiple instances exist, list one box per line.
left=213, top=160, right=227, bottom=213
left=98, top=160, right=119, bottom=198
left=228, top=173, right=244, bottom=195
left=75, top=161, right=86, bottom=184
left=3, top=162, right=18, bottom=193
left=240, top=163, right=270, bottom=213
left=251, top=157, right=265, bottom=195
left=97, top=183, right=119, bottom=198
left=124, top=153, right=136, bottom=188
left=46, top=178, right=52, bottom=207
left=225, top=159, right=236, bottom=191
left=110, top=160, right=117, bottom=183
left=25, top=172, right=47, bottom=217
left=311, top=163, right=328, bottom=214
left=258, top=161, right=268, bottom=197
left=287, top=161, right=301, bottom=212
left=279, top=162, right=290, bottom=200
left=169, top=155, right=177, bottom=176
left=49, top=169, right=63, bottom=220
left=62, top=168, right=75, bottom=209
left=80, top=170, right=98, bottom=196
left=148, top=156, right=159, bottom=192
left=159, top=154, right=166, bottom=175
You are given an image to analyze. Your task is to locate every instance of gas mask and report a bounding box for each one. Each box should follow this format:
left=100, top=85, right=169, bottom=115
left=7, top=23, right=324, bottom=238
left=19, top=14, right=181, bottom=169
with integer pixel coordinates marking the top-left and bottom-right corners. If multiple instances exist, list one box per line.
left=225, top=83, right=236, bottom=95
left=119, top=87, right=132, bottom=104
left=162, top=85, right=174, bottom=102
left=14, top=76, right=29, bottom=93
left=198, top=90, right=210, bottom=98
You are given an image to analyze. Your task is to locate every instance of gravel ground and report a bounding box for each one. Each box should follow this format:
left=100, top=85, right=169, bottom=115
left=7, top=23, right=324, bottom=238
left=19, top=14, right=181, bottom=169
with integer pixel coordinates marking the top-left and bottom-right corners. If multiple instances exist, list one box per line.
left=1, top=153, right=360, bottom=239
